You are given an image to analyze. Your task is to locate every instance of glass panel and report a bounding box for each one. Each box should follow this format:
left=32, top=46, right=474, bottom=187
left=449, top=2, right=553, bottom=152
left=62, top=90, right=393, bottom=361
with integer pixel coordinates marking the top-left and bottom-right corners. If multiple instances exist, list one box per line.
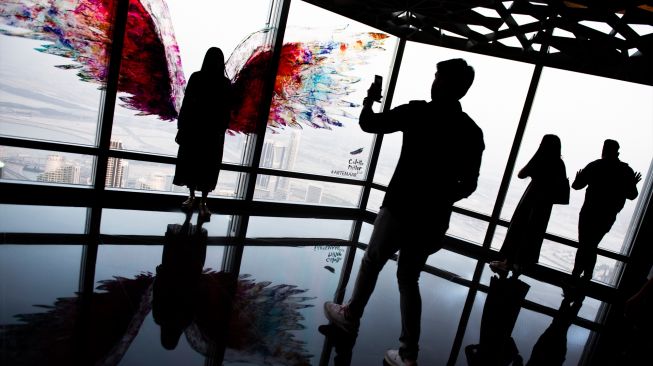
left=0, top=145, right=94, bottom=186
left=254, top=175, right=362, bottom=207
left=93, top=244, right=225, bottom=365
left=261, top=1, right=398, bottom=179
left=389, top=41, right=534, bottom=215
left=490, top=224, right=508, bottom=251
left=0, top=0, right=115, bottom=145
left=359, top=221, right=374, bottom=244
left=538, top=239, right=577, bottom=274
left=108, top=158, right=244, bottom=198
left=0, top=204, right=87, bottom=234
left=246, top=216, right=353, bottom=240
left=111, top=0, right=270, bottom=162
left=239, top=245, right=348, bottom=363
left=446, top=212, right=489, bottom=245
left=458, top=291, right=594, bottom=366
left=343, top=247, right=469, bottom=365
left=101, top=209, right=232, bottom=236
left=0, top=245, right=82, bottom=325
left=502, top=68, right=653, bottom=256
left=373, top=132, right=401, bottom=185
left=426, top=248, right=478, bottom=280
left=367, top=188, right=384, bottom=212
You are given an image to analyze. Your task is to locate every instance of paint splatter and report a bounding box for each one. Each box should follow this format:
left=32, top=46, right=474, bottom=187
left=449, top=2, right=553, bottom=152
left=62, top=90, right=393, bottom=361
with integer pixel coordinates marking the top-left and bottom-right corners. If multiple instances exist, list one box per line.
left=0, top=0, right=185, bottom=121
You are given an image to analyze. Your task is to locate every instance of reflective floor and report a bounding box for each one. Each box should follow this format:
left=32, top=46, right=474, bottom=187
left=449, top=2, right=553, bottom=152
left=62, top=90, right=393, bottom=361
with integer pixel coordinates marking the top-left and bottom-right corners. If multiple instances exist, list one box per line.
left=0, top=204, right=643, bottom=365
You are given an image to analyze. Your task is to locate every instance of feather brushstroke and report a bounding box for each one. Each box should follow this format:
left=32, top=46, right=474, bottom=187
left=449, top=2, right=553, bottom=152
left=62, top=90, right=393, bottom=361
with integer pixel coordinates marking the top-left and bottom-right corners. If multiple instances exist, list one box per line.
left=0, top=272, right=314, bottom=365
left=0, top=0, right=185, bottom=121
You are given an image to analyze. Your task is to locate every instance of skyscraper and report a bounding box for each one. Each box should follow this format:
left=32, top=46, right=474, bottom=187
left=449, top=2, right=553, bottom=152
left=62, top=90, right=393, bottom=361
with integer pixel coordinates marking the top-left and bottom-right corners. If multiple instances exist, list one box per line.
left=106, top=140, right=126, bottom=188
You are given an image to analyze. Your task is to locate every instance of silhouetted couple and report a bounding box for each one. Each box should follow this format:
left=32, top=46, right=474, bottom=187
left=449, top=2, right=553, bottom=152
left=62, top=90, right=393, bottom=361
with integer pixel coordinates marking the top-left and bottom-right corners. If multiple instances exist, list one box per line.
left=173, top=47, right=233, bottom=221
left=324, top=58, right=485, bottom=366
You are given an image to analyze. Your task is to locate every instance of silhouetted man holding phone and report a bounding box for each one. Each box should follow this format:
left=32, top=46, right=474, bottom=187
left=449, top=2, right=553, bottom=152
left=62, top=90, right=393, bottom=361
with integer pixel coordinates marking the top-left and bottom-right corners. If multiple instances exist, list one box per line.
left=324, top=58, right=484, bottom=366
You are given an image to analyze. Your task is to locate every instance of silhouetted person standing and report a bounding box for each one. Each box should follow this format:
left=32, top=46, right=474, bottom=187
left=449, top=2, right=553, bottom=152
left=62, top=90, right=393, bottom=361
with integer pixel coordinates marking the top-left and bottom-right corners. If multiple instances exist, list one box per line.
left=491, top=134, right=569, bottom=277
left=173, top=47, right=232, bottom=221
left=570, top=139, right=641, bottom=284
left=324, top=58, right=484, bottom=366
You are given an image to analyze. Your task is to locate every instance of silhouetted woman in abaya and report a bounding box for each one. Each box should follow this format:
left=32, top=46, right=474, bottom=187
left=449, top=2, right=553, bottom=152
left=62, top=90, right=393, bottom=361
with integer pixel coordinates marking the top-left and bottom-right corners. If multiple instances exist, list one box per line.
left=491, top=134, right=569, bottom=277
left=173, top=47, right=232, bottom=220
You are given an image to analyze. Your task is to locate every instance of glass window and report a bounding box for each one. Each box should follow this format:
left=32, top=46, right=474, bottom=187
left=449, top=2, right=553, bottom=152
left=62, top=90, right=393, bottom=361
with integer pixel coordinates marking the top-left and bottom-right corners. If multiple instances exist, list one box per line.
left=0, top=204, right=88, bottom=234
left=373, top=132, right=401, bottom=186
left=111, top=0, right=271, bottom=162
left=446, top=212, right=489, bottom=245
left=254, top=174, right=362, bottom=207
left=502, top=68, right=653, bottom=256
left=106, top=158, right=244, bottom=198
left=0, top=245, right=82, bottom=324
left=100, top=209, right=233, bottom=236
left=261, top=1, right=398, bottom=180
left=426, top=248, right=479, bottom=280
left=366, top=188, right=384, bottom=213
left=246, top=216, right=353, bottom=240
left=0, top=145, right=95, bottom=186
left=0, top=0, right=115, bottom=145
left=359, top=221, right=374, bottom=244
left=387, top=41, right=535, bottom=215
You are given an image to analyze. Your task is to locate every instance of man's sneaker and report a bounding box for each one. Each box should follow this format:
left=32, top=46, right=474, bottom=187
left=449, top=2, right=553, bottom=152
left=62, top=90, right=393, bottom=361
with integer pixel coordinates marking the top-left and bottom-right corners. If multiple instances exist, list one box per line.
left=384, top=349, right=417, bottom=366
left=323, top=301, right=359, bottom=334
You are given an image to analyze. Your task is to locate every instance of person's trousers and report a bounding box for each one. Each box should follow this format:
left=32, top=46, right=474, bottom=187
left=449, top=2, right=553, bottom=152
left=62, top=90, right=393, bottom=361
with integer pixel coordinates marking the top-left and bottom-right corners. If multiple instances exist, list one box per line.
left=347, top=207, right=450, bottom=360
left=572, top=211, right=615, bottom=280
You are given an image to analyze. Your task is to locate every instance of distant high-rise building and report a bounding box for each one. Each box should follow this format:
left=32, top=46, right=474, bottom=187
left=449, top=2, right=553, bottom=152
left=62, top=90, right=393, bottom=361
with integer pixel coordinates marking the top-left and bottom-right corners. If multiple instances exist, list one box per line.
left=37, top=164, right=81, bottom=184
left=306, top=184, right=323, bottom=204
left=256, top=141, right=275, bottom=190
left=45, top=155, right=64, bottom=172
left=275, top=131, right=301, bottom=198
left=106, top=140, right=126, bottom=188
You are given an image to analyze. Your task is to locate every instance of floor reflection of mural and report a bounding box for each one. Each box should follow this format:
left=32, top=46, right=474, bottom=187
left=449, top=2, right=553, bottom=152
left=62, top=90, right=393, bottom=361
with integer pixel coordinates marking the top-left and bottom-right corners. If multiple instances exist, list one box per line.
left=0, top=224, right=315, bottom=365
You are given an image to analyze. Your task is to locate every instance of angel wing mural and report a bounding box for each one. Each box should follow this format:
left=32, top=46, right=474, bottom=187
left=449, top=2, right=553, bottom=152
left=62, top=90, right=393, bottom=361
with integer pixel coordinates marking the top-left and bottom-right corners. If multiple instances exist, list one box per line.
left=0, top=0, right=392, bottom=134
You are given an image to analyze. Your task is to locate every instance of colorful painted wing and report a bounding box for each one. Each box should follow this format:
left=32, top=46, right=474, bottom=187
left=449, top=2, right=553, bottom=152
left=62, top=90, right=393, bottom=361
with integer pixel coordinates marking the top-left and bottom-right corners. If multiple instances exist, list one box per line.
left=0, top=0, right=185, bottom=121
left=227, top=27, right=391, bottom=134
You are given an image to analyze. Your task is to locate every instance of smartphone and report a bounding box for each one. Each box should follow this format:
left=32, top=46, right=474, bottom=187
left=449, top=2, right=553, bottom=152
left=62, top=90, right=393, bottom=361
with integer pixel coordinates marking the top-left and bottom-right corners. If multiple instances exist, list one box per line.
left=372, top=75, right=383, bottom=102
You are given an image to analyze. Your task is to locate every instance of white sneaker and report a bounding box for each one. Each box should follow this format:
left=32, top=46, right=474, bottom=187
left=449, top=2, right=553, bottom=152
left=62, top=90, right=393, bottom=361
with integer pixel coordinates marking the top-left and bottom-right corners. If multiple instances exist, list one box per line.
left=323, top=301, right=359, bottom=334
left=384, top=349, right=417, bottom=366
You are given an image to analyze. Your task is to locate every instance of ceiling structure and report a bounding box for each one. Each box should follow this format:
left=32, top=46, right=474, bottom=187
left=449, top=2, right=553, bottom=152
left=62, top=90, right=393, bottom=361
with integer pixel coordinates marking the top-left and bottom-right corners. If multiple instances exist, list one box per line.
left=306, top=0, right=653, bottom=85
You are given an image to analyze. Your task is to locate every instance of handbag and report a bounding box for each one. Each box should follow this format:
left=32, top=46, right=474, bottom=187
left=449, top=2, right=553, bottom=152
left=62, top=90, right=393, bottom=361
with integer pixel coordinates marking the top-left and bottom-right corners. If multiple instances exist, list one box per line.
left=553, top=176, right=570, bottom=205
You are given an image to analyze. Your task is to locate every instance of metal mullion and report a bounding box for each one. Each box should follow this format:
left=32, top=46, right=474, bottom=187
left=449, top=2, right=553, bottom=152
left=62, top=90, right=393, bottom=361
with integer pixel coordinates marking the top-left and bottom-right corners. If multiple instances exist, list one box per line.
left=0, top=136, right=99, bottom=156
left=79, top=0, right=129, bottom=296
left=359, top=37, right=406, bottom=212
left=480, top=56, right=545, bottom=250
left=222, top=0, right=292, bottom=277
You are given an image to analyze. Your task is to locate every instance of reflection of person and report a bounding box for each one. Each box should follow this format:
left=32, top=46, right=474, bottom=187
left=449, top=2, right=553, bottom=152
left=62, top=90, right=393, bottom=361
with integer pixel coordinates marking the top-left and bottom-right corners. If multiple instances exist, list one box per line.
left=173, top=47, right=233, bottom=221
left=491, top=134, right=568, bottom=277
left=465, top=275, right=529, bottom=366
left=526, top=292, right=584, bottom=366
left=152, top=213, right=208, bottom=350
left=324, top=58, right=484, bottom=366
left=569, top=139, right=641, bottom=284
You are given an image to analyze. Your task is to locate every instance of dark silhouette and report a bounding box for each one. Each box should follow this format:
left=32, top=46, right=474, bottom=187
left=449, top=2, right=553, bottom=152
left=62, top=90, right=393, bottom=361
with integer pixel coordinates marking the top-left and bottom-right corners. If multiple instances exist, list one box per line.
left=318, top=324, right=358, bottom=366
left=569, top=139, right=642, bottom=284
left=152, top=212, right=209, bottom=350
left=324, top=58, right=484, bottom=366
left=491, top=134, right=569, bottom=277
left=465, top=275, right=530, bottom=366
left=525, top=292, right=584, bottom=366
left=173, top=47, right=233, bottom=221
left=620, top=265, right=653, bottom=364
